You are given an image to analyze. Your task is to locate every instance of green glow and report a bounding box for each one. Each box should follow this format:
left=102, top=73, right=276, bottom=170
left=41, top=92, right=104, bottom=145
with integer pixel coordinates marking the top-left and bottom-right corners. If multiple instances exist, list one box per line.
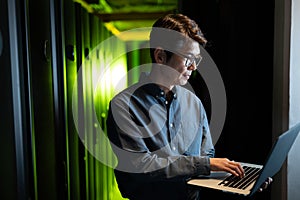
left=128, top=41, right=140, bottom=85
left=30, top=112, right=38, bottom=200
left=67, top=5, right=158, bottom=199
left=79, top=17, right=128, bottom=199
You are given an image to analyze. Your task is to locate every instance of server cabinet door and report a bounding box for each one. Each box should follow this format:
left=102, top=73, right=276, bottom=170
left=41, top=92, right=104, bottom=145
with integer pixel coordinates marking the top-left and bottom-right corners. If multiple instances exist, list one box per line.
left=0, top=0, right=18, bottom=198
left=27, top=0, right=66, bottom=199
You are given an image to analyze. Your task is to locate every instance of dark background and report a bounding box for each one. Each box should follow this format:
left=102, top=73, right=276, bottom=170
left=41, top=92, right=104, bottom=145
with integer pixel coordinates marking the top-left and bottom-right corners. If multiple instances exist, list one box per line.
left=181, top=1, right=274, bottom=199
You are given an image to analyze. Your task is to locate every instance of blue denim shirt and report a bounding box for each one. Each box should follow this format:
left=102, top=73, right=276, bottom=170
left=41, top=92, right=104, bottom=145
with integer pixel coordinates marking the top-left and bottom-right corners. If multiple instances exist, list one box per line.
left=107, top=73, right=215, bottom=199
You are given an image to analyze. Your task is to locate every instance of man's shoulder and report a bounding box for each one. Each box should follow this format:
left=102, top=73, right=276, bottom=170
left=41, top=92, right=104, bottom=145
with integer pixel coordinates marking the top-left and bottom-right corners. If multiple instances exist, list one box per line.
left=176, top=86, right=204, bottom=107
left=110, top=82, right=142, bottom=102
left=176, top=85, right=199, bottom=98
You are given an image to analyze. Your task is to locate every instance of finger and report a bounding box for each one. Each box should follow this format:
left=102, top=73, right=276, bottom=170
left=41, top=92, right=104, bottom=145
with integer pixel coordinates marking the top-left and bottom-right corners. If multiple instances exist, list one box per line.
left=261, top=178, right=272, bottom=190
left=262, top=181, right=268, bottom=189
left=236, top=163, right=245, bottom=177
left=229, top=169, right=240, bottom=177
left=230, top=161, right=245, bottom=177
left=268, top=177, right=273, bottom=183
left=264, top=177, right=273, bottom=188
left=262, top=178, right=272, bottom=188
left=224, top=163, right=240, bottom=177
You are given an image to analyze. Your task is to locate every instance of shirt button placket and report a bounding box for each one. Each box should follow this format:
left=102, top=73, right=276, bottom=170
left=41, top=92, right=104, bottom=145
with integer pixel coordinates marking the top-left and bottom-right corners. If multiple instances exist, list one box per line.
left=169, top=123, right=176, bottom=151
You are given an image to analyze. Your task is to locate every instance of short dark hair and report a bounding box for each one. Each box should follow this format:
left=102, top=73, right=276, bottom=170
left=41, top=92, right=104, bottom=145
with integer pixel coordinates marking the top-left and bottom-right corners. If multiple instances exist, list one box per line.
left=149, top=14, right=207, bottom=62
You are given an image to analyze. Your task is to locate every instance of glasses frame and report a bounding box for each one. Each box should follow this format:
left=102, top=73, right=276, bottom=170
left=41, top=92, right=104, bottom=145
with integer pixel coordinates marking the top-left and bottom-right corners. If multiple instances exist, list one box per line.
left=175, top=51, right=203, bottom=68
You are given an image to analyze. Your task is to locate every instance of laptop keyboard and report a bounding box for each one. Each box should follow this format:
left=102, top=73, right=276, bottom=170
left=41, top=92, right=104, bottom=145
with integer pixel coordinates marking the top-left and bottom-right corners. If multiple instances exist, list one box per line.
left=218, top=166, right=262, bottom=190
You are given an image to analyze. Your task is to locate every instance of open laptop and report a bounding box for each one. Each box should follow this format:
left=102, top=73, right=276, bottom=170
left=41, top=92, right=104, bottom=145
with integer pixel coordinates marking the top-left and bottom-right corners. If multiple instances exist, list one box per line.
left=187, top=122, right=300, bottom=196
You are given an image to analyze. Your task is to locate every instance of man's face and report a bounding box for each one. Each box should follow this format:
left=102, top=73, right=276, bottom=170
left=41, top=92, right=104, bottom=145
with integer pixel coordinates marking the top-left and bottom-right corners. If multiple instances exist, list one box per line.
left=166, top=40, right=201, bottom=86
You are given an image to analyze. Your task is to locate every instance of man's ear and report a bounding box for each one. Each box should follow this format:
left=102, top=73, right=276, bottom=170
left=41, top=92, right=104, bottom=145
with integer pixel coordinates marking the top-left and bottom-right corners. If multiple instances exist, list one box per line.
left=154, top=48, right=166, bottom=64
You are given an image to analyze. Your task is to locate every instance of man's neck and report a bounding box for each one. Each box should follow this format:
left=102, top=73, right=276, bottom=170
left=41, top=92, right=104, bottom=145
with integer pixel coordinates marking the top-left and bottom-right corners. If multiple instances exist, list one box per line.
left=149, top=68, right=174, bottom=93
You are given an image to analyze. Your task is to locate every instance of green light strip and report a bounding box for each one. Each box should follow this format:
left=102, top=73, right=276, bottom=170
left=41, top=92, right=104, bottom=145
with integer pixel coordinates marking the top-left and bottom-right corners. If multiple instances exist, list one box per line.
left=30, top=117, right=38, bottom=200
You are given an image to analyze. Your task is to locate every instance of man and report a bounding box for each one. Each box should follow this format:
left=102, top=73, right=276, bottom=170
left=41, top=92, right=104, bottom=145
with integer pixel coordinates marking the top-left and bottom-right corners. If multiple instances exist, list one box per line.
left=106, top=13, right=270, bottom=200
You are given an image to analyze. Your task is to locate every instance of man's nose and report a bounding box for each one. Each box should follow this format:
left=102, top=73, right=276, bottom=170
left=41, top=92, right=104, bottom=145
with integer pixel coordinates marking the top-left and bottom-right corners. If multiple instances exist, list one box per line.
left=188, top=62, right=197, bottom=71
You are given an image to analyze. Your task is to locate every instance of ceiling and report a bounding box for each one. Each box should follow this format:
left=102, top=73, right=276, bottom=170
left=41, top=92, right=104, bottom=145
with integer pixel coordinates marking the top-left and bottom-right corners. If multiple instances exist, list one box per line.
left=75, top=0, right=178, bottom=41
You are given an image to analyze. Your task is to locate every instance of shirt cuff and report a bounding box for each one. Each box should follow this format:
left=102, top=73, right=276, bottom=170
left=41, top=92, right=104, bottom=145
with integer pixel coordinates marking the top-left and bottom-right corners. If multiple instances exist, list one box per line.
left=194, top=156, right=211, bottom=176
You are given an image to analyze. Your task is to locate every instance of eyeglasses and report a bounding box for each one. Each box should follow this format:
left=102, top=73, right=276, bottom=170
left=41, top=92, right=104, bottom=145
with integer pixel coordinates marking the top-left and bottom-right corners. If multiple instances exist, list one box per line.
left=175, top=51, right=203, bottom=68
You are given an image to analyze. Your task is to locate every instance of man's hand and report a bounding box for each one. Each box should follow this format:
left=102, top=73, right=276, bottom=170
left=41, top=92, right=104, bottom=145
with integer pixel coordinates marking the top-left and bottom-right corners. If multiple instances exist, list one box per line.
left=209, top=158, right=273, bottom=193
left=258, top=177, right=273, bottom=192
left=210, top=158, right=245, bottom=178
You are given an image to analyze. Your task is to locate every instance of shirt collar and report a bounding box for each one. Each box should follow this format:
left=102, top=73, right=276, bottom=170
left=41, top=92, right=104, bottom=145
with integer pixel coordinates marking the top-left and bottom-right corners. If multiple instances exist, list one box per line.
left=138, top=72, right=177, bottom=99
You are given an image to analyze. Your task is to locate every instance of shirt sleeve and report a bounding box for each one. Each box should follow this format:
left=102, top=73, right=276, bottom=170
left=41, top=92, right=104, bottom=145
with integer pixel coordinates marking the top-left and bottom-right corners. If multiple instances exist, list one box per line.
left=106, top=99, right=212, bottom=182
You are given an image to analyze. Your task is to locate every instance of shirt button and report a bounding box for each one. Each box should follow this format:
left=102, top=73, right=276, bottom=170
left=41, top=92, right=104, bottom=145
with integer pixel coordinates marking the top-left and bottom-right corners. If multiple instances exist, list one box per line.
left=170, top=123, right=173, bottom=128
left=160, top=91, right=164, bottom=96
left=172, top=146, right=176, bottom=151
left=165, top=101, right=168, bottom=105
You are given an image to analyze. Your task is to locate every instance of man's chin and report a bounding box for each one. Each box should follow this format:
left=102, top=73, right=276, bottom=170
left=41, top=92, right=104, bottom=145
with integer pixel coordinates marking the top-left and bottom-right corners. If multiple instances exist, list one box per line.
left=179, top=80, right=188, bottom=86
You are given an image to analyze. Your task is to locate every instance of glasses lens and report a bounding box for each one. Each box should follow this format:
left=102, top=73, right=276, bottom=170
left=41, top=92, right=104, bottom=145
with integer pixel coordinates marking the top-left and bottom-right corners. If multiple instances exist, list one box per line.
left=185, top=58, right=193, bottom=67
left=185, top=55, right=202, bottom=67
left=176, top=51, right=202, bottom=67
